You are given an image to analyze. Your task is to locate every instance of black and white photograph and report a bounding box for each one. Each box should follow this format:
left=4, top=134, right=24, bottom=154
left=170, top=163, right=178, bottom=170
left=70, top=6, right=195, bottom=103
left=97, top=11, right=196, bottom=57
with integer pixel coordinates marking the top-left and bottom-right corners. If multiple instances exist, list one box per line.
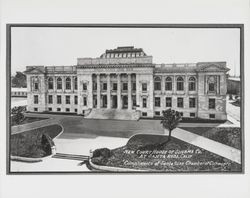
left=7, top=24, right=243, bottom=173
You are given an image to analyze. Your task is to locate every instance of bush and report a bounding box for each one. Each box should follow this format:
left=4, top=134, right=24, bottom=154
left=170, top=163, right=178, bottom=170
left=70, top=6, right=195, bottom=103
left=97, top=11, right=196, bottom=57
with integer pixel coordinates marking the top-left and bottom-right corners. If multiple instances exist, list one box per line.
left=10, top=125, right=61, bottom=158
left=93, top=148, right=111, bottom=158
left=91, top=148, right=112, bottom=165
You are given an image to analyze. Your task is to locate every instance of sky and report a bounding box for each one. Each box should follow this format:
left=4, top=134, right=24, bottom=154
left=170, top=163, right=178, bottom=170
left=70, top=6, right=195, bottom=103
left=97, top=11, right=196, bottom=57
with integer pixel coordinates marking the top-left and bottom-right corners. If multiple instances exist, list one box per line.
left=11, top=27, right=241, bottom=76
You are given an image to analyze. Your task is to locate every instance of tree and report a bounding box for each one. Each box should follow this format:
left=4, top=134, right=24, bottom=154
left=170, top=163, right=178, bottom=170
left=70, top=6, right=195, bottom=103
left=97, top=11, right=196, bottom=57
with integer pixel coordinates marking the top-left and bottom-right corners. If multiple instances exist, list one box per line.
left=161, top=108, right=182, bottom=141
left=11, top=106, right=26, bottom=125
left=11, top=71, right=27, bottom=88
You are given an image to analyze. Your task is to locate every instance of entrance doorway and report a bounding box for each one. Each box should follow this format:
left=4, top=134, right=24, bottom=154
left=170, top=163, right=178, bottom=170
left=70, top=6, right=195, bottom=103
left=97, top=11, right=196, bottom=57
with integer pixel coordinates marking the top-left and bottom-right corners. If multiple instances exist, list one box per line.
left=112, top=95, right=117, bottom=108
left=101, top=95, right=107, bottom=108
left=93, top=95, right=97, bottom=108
left=122, top=95, right=128, bottom=109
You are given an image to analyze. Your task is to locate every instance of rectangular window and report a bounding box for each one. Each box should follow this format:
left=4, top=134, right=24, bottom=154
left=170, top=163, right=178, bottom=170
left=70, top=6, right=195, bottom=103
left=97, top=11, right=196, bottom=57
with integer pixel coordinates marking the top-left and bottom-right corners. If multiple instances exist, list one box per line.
left=48, top=107, right=52, bottom=111
left=209, top=83, right=215, bottom=91
left=102, top=83, right=107, bottom=91
left=155, top=111, right=161, bottom=116
left=83, top=83, right=87, bottom=91
left=189, top=98, right=196, bottom=108
left=74, top=95, right=78, bottom=105
left=74, top=78, right=78, bottom=90
left=190, top=113, right=195, bottom=117
left=66, top=95, right=70, bottom=104
left=34, top=82, right=39, bottom=90
left=48, top=81, right=53, bottom=89
left=154, top=82, right=161, bottom=91
left=57, top=95, right=62, bottom=104
left=122, top=83, right=128, bottom=91
left=166, top=97, right=172, bottom=107
left=209, top=98, right=216, bottom=109
left=142, top=83, right=147, bottom=92
left=177, top=97, right=184, bottom=108
left=142, top=112, right=147, bottom=117
left=189, top=82, right=196, bottom=91
left=112, top=83, right=117, bottom=91
left=48, top=95, right=53, bottom=104
left=34, top=108, right=38, bottom=112
left=66, top=108, right=70, bottom=112
left=165, top=82, right=172, bottom=91
left=66, top=80, right=71, bottom=90
left=154, top=97, right=161, bottom=107
left=75, top=108, right=78, bottom=113
left=34, top=95, right=38, bottom=104
left=143, top=98, right=147, bottom=108
left=93, top=82, right=97, bottom=90
left=177, top=82, right=184, bottom=91
left=83, top=96, right=87, bottom=106
left=57, top=108, right=61, bottom=112
left=209, top=114, right=215, bottom=119
left=132, top=82, right=136, bottom=91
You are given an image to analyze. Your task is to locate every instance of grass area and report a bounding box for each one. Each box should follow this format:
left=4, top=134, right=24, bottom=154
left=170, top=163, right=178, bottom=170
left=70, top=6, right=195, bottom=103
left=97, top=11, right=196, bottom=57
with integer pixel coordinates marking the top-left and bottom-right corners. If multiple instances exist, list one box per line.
left=11, top=116, right=48, bottom=126
left=180, top=127, right=241, bottom=150
left=92, top=134, right=241, bottom=172
left=11, top=124, right=62, bottom=158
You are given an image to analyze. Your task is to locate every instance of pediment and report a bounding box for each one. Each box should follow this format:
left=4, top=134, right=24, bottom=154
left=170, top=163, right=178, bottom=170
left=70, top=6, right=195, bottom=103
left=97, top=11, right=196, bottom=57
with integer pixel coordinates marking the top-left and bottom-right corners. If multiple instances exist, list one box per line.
left=196, top=63, right=230, bottom=72
left=24, top=67, right=45, bottom=74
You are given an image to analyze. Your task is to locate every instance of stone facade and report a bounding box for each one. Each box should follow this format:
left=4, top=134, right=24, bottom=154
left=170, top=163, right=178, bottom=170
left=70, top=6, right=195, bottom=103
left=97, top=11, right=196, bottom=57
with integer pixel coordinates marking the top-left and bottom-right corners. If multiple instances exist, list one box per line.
left=25, top=46, right=229, bottom=120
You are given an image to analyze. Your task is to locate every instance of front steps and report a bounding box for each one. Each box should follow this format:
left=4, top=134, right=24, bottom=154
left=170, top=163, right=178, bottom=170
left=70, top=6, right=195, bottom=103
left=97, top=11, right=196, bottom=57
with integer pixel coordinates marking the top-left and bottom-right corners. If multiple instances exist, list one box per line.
left=84, top=109, right=140, bottom=120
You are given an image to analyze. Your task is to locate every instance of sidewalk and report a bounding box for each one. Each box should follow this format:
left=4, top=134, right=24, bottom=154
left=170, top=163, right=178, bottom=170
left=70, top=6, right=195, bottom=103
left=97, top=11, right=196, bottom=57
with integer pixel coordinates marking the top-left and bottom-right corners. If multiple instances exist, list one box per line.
left=169, top=128, right=241, bottom=164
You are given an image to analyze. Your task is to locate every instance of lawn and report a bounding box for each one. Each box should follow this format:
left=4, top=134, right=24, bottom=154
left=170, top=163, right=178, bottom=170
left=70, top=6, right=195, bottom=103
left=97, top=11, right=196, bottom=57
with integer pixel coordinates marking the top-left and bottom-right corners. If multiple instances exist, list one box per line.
left=11, top=124, right=62, bottom=158
left=180, top=127, right=241, bottom=150
left=92, top=134, right=241, bottom=172
left=11, top=116, right=48, bottom=126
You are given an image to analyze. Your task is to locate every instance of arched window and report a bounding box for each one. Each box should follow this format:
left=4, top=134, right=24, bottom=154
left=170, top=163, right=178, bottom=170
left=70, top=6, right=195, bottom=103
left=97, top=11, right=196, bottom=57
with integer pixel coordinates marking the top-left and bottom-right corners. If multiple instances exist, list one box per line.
left=154, top=76, right=161, bottom=91
left=48, top=77, right=53, bottom=90
left=188, top=76, right=196, bottom=91
left=57, top=77, right=62, bottom=90
left=74, top=77, right=78, bottom=90
left=165, top=76, right=172, bottom=91
left=65, top=77, right=71, bottom=90
left=177, top=76, right=184, bottom=91
left=208, top=76, right=216, bottom=92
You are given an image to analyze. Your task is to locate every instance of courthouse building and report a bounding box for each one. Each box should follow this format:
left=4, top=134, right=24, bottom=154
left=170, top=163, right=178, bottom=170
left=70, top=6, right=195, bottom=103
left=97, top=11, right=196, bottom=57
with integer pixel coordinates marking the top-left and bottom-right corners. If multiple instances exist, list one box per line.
left=25, top=46, right=229, bottom=120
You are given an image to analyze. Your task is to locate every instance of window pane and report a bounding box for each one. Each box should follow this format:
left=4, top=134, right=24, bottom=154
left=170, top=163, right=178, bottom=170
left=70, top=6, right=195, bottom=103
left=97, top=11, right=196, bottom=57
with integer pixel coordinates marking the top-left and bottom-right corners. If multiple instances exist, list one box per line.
left=166, top=97, right=172, bottom=107
left=177, top=98, right=183, bottom=108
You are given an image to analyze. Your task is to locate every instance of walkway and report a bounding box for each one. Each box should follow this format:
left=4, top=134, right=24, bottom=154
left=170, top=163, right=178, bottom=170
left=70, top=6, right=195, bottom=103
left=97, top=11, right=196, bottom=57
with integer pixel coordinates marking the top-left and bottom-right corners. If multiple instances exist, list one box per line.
left=169, top=128, right=241, bottom=164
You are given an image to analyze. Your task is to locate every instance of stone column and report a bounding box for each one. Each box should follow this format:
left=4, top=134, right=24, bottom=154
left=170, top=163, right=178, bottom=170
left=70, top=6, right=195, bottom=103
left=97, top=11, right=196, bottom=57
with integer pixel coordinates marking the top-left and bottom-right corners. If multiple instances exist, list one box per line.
left=107, top=74, right=111, bottom=109
left=136, top=74, right=140, bottom=108
left=97, top=74, right=101, bottom=109
left=185, top=75, right=189, bottom=95
left=88, top=74, right=93, bottom=108
left=54, top=76, right=56, bottom=91
left=173, top=75, right=176, bottom=94
left=71, top=76, right=74, bottom=93
left=61, top=76, right=64, bottom=92
left=128, top=74, right=132, bottom=110
left=117, top=74, right=122, bottom=109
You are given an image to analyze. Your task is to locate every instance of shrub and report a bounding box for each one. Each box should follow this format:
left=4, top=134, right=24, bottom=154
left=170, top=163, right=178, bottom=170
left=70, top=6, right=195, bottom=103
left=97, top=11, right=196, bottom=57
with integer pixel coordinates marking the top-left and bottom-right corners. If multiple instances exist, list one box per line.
left=93, top=148, right=111, bottom=158
left=91, top=148, right=112, bottom=165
